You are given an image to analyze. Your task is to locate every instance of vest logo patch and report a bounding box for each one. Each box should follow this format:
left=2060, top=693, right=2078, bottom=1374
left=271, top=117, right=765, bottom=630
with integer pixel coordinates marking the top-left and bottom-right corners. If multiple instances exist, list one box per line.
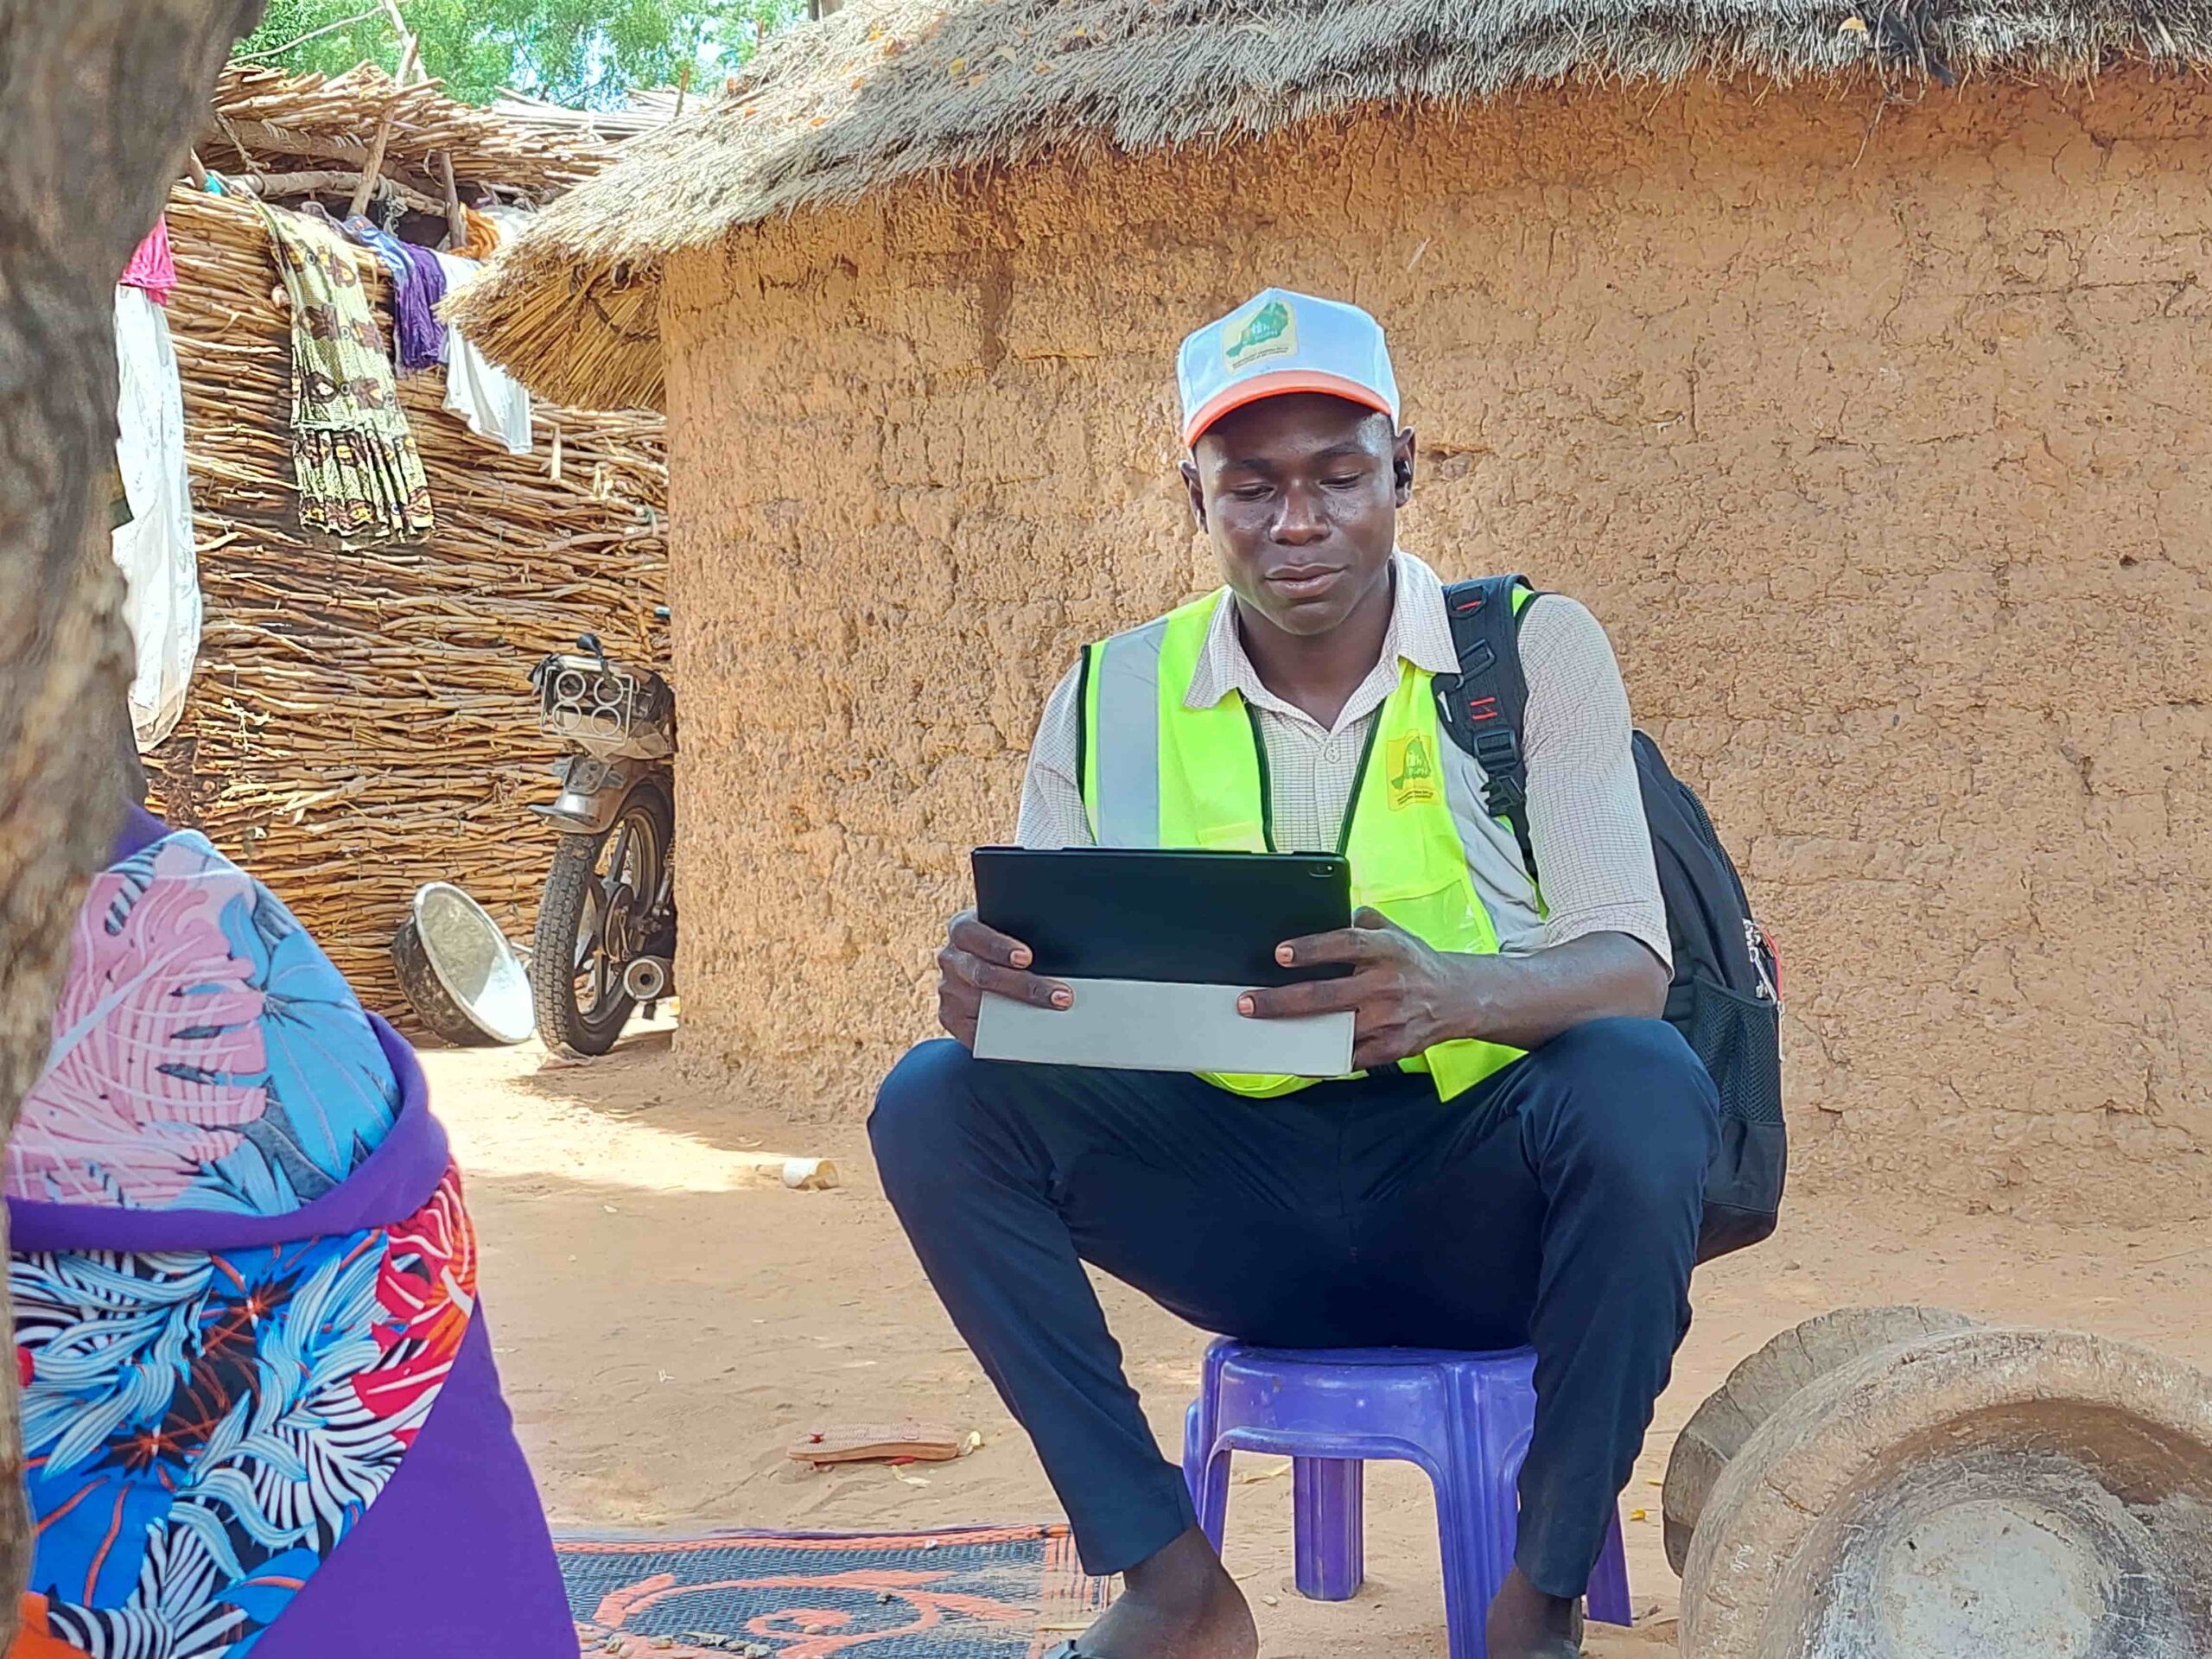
left=1224, top=298, right=1296, bottom=372
left=1386, top=732, right=1438, bottom=810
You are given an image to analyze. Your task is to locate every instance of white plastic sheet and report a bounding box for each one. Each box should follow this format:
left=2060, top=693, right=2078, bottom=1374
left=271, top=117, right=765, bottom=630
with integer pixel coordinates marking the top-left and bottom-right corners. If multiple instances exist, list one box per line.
left=110, top=284, right=200, bottom=750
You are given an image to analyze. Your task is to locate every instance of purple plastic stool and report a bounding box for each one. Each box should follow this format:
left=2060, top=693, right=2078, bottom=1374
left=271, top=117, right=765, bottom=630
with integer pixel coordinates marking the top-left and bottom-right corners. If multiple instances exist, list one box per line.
left=1181, top=1339, right=1631, bottom=1659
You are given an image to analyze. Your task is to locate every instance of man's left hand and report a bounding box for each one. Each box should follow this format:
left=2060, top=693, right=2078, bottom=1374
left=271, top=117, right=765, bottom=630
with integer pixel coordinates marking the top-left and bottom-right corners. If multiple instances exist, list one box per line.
left=1237, top=906, right=1484, bottom=1071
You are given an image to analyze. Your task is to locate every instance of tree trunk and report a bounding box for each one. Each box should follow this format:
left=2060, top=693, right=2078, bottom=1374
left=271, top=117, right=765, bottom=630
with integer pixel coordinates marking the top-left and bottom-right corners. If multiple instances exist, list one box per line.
left=0, top=0, right=266, bottom=1638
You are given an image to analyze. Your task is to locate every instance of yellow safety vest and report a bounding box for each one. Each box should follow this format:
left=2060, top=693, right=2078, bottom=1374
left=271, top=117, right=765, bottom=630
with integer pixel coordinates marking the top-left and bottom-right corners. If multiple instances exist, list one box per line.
left=1078, top=587, right=1530, bottom=1102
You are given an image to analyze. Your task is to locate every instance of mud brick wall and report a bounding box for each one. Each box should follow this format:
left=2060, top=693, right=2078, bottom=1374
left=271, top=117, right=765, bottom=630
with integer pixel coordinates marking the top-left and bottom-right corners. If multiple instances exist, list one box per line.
left=659, top=72, right=2212, bottom=1223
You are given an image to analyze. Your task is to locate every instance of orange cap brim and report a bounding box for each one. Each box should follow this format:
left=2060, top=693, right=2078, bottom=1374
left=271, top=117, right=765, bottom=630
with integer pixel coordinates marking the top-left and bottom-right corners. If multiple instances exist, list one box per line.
left=1183, top=369, right=1396, bottom=448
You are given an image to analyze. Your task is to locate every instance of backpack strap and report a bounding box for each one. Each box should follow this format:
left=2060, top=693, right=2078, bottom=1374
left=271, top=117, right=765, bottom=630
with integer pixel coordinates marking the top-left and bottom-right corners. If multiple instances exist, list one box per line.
left=1435, top=575, right=1540, bottom=880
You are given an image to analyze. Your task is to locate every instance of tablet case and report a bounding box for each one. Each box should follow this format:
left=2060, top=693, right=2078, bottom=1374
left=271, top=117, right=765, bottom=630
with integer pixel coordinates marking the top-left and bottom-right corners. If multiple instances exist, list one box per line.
left=975, top=978, right=1355, bottom=1076
left=969, top=849, right=1356, bottom=1076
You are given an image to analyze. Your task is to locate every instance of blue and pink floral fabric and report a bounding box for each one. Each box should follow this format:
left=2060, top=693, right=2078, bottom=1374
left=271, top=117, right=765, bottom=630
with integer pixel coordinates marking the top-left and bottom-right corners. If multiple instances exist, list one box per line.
left=10, top=830, right=399, bottom=1212
left=6, top=828, right=480, bottom=1658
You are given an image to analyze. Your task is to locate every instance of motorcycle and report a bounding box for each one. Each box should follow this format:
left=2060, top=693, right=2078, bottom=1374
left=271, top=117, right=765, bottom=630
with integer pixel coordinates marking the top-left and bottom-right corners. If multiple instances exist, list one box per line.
left=526, top=624, right=677, bottom=1057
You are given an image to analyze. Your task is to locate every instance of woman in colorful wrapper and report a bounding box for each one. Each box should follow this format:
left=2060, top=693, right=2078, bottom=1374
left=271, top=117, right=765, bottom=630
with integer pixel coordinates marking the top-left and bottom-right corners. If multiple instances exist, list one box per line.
left=3, top=719, right=574, bottom=1658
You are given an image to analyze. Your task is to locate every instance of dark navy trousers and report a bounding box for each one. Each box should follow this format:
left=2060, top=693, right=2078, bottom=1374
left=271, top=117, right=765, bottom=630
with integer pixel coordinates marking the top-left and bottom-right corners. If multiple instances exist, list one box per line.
left=869, top=1017, right=1718, bottom=1596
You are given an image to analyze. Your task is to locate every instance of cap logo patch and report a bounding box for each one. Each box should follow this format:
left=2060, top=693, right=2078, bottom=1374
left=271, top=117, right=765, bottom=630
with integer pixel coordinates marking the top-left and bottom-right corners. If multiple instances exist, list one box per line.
left=1224, top=297, right=1296, bottom=372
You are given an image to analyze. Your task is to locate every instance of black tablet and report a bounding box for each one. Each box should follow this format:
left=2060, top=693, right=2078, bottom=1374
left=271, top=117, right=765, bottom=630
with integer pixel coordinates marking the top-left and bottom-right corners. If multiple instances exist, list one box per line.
left=971, top=847, right=1353, bottom=987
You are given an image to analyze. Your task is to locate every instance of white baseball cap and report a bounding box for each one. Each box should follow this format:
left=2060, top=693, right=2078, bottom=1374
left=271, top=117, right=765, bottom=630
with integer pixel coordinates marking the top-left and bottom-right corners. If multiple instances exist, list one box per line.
left=1177, top=288, right=1401, bottom=448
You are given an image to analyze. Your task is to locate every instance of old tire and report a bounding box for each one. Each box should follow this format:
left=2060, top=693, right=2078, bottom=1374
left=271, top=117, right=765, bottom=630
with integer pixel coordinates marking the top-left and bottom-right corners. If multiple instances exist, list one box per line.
left=531, top=781, right=672, bottom=1058
left=1662, top=1305, right=1979, bottom=1573
left=1678, top=1325, right=2212, bottom=1659
left=392, top=917, right=499, bottom=1047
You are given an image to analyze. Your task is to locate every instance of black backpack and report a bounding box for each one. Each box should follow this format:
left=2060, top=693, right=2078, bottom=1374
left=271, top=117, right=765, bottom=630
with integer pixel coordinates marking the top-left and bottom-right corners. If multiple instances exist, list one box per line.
left=1433, top=575, right=1784, bottom=1263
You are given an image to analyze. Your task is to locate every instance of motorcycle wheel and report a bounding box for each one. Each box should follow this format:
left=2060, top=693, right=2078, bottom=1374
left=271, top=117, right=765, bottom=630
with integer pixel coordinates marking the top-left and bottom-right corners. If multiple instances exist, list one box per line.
left=531, top=780, right=673, bottom=1058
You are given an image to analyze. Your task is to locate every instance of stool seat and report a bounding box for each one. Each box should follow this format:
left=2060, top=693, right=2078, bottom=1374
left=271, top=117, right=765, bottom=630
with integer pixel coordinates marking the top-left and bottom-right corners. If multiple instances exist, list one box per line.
left=1181, top=1339, right=1630, bottom=1659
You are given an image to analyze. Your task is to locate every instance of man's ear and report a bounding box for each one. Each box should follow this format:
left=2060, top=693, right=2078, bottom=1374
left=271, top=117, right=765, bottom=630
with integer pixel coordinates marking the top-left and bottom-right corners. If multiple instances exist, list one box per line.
left=1181, top=459, right=1208, bottom=531
left=1392, top=429, right=1416, bottom=507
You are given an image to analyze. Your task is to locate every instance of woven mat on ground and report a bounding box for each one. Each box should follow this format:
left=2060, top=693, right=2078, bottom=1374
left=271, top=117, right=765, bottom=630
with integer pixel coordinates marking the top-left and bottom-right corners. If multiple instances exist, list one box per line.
left=561, top=1523, right=1114, bottom=1658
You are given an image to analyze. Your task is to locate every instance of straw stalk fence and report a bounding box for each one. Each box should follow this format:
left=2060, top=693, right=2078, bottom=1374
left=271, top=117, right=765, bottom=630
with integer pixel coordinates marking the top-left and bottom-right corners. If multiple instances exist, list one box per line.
left=151, top=183, right=669, bottom=1017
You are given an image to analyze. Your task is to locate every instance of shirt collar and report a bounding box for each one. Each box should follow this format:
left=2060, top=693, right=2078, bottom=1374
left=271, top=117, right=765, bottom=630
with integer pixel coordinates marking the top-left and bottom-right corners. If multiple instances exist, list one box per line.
left=1185, top=550, right=1460, bottom=713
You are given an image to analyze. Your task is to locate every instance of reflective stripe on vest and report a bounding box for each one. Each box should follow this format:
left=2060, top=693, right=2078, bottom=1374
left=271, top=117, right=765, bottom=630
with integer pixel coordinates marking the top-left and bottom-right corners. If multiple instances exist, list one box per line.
left=1080, top=588, right=1525, bottom=1102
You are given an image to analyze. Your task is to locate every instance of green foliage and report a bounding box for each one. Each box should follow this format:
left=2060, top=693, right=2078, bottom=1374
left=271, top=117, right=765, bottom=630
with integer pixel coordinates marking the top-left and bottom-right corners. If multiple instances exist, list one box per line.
left=236, top=0, right=805, bottom=107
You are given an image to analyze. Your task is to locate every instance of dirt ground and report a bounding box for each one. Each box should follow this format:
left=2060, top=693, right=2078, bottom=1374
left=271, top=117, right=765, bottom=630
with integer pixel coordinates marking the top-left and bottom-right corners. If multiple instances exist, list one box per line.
left=423, top=1022, right=2212, bottom=1657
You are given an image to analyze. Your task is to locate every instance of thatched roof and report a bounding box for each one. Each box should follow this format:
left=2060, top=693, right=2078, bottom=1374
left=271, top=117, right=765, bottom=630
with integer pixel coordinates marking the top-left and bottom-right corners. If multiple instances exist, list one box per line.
left=450, top=0, right=2212, bottom=410
left=205, top=64, right=616, bottom=207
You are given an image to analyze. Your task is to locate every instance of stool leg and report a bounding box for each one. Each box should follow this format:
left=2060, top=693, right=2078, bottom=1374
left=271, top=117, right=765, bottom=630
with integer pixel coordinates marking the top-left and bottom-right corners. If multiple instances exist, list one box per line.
left=1430, top=1400, right=1530, bottom=1659
left=1586, top=1509, right=1632, bottom=1627
left=1185, top=1403, right=1232, bottom=1552
left=1291, top=1458, right=1363, bottom=1601
left=1433, top=1471, right=1505, bottom=1659
left=1181, top=1401, right=1204, bottom=1512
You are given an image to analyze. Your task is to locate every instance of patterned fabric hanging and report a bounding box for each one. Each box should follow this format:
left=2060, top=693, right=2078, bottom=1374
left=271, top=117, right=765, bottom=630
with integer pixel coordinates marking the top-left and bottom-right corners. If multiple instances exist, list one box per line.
left=253, top=203, right=433, bottom=543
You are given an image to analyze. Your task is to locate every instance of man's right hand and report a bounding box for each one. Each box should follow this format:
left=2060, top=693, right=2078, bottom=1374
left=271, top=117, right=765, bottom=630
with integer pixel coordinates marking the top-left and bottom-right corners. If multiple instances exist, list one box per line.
left=937, top=910, right=1072, bottom=1049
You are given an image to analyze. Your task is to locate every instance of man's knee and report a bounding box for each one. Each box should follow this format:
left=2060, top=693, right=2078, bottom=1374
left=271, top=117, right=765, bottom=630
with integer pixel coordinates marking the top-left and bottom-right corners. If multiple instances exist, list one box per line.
left=1542, top=1015, right=1706, bottom=1092
left=868, top=1039, right=986, bottom=1182
left=1525, top=1016, right=1717, bottom=1187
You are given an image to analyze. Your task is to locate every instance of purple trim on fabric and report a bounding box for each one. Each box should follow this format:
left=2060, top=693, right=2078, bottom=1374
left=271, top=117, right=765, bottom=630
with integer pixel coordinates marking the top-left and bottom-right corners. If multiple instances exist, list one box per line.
left=254, top=1311, right=571, bottom=1658
left=110, top=803, right=169, bottom=862
left=6, top=1015, right=448, bottom=1253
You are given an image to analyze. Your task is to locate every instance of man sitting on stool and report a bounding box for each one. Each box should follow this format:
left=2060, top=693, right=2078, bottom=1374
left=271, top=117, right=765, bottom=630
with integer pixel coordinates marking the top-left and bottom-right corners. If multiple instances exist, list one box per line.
left=871, top=289, right=1718, bottom=1659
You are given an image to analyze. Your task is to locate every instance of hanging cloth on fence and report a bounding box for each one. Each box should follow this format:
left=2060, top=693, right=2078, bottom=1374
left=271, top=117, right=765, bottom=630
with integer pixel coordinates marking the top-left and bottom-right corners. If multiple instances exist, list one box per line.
left=110, top=283, right=200, bottom=748
left=398, top=239, right=449, bottom=370
left=433, top=253, right=531, bottom=456
left=119, top=214, right=177, bottom=306
left=255, top=203, right=435, bottom=543
left=453, top=206, right=502, bottom=261
left=343, top=211, right=410, bottom=287
left=343, top=214, right=447, bottom=370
